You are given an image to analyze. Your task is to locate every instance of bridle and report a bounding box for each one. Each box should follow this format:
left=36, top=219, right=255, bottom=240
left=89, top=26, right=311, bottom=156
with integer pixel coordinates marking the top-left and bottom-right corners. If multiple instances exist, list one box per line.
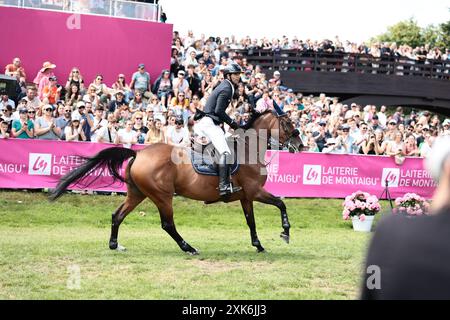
left=278, top=115, right=301, bottom=153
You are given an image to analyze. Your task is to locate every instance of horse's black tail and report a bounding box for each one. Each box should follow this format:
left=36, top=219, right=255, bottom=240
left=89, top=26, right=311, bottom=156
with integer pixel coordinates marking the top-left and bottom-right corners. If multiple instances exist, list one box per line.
left=48, top=147, right=136, bottom=201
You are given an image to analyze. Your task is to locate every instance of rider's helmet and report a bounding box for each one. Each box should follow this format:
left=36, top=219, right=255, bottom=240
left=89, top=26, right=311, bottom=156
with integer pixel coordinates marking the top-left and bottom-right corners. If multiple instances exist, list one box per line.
left=223, top=62, right=243, bottom=75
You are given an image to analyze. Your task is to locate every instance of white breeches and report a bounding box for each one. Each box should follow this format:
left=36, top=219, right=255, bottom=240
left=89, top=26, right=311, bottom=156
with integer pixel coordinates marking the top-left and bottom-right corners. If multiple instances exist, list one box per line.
left=194, top=116, right=231, bottom=155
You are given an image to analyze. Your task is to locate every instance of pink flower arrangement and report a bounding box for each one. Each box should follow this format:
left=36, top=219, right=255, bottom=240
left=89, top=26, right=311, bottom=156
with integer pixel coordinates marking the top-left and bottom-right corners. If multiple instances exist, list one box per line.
left=393, top=193, right=430, bottom=216
left=342, top=191, right=381, bottom=221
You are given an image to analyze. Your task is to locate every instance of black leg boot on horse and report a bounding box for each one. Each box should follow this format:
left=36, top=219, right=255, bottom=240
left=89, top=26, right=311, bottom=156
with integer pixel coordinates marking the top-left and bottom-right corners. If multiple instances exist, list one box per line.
left=218, top=152, right=242, bottom=197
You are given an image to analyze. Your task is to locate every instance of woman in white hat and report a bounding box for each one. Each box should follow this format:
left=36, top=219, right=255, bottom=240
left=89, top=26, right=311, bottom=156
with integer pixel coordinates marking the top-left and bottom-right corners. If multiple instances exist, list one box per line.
left=65, top=113, right=86, bottom=142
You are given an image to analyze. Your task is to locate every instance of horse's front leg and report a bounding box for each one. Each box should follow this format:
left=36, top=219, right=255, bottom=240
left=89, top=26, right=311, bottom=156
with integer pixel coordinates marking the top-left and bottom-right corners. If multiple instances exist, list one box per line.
left=254, top=189, right=290, bottom=244
left=240, top=199, right=265, bottom=252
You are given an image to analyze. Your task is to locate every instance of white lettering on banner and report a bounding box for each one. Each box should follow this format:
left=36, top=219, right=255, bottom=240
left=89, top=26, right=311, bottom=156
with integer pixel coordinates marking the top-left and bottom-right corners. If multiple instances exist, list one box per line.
left=382, top=168, right=436, bottom=188
left=0, top=163, right=25, bottom=174
left=303, top=165, right=322, bottom=185
left=267, top=174, right=301, bottom=184
left=50, top=155, right=121, bottom=178
left=322, top=167, right=358, bottom=176
left=28, top=153, right=52, bottom=176
left=412, top=179, right=437, bottom=188
left=335, top=177, right=378, bottom=185
left=401, top=169, right=432, bottom=179
left=302, top=164, right=378, bottom=187
left=266, top=163, right=279, bottom=174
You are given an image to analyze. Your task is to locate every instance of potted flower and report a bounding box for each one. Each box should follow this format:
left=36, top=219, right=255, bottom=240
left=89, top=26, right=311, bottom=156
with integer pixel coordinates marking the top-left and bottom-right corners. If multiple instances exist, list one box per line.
left=393, top=193, right=430, bottom=216
left=342, top=191, right=381, bottom=232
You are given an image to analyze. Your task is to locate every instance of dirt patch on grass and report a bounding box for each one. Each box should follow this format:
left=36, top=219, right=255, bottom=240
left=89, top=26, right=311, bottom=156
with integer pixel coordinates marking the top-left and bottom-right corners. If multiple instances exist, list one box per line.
left=190, top=260, right=272, bottom=274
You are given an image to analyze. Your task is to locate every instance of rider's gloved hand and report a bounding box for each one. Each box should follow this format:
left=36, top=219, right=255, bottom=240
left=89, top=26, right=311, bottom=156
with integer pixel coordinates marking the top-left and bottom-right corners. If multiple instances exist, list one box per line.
left=229, top=121, right=239, bottom=130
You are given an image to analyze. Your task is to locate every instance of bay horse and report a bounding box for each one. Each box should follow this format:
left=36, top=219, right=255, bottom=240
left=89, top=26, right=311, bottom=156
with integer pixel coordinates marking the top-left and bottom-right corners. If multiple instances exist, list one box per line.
left=49, top=110, right=303, bottom=254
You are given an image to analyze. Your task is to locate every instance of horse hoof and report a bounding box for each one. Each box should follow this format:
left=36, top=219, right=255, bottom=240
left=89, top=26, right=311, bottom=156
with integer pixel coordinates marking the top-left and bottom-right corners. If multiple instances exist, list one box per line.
left=187, top=249, right=199, bottom=256
left=116, top=244, right=127, bottom=252
left=257, top=247, right=265, bottom=253
left=280, top=233, right=290, bottom=244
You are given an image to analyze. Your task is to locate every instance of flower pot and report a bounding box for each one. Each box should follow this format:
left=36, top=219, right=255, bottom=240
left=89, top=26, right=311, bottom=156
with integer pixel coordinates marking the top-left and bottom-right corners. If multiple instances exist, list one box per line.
left=352, top=216, right=375, bottom=232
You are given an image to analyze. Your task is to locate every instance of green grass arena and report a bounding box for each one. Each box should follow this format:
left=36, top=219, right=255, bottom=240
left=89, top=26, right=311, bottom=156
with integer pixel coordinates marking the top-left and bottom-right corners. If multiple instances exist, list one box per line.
left=0, top=190, right=387, bottom=299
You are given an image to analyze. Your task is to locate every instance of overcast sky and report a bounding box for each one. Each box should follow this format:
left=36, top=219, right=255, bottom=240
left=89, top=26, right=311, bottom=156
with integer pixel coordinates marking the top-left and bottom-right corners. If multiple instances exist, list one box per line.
left=159, top=0, right=449, bottom=43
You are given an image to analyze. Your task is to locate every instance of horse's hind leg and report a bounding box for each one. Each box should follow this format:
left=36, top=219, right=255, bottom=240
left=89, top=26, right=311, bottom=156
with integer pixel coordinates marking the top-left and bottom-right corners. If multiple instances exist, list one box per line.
left=154, top=195, right=199, bottom=255
left=240, top=199, right=265, bottom=252
left=109, top=191, right=145, bottom=251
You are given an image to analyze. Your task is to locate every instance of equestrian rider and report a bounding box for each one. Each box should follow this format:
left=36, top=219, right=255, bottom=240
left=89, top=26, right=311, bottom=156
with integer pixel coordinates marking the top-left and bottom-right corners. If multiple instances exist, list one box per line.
left=195, top=62, right=243, bottom=196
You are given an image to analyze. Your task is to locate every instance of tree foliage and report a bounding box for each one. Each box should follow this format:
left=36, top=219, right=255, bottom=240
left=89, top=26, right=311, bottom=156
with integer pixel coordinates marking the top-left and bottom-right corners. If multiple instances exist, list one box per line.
left=371, top=14, right=450, bottom=49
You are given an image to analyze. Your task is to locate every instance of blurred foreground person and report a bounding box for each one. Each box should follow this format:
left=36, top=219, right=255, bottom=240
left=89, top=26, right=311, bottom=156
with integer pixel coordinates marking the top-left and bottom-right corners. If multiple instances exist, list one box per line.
left=361, top=136, right=450, bottom=299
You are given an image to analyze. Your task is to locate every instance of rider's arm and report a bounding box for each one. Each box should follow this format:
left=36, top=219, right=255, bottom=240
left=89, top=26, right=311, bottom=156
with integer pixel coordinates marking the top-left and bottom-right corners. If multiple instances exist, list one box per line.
left=215, top=89, right=238, bottom=129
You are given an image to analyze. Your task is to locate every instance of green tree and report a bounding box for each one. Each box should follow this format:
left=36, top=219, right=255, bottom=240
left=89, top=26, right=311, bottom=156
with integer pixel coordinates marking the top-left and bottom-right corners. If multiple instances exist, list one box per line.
left=438, top=20, right=450, bottom=49
left=373, top=18, right=424, bottom=47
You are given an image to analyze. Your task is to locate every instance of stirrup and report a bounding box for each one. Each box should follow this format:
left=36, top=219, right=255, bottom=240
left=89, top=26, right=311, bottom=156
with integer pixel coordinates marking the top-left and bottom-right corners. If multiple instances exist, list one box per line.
left=218, top=183, right=242, bottom=196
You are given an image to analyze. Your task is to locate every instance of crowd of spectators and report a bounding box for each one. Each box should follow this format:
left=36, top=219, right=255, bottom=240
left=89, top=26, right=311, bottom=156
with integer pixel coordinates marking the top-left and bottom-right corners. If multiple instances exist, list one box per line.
left=1, top=31, right=449, bottom=162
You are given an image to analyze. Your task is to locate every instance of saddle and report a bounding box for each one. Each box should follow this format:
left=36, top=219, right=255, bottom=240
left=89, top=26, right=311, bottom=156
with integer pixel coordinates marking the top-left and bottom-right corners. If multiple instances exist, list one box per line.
left=190, top=138, right=239, bottom=176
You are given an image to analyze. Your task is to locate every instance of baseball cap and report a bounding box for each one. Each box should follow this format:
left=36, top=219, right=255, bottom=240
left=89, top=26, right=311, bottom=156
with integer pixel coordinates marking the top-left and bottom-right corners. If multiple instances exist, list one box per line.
left=138, top=63, right=145, bottom=68
left=76, top=101, right=86, bottom=108
left=178, top=70, right=185, bottom=76
left=274, top=71, right=281, bottom=76
left=19, top=108, right=28, bottom=114
left=71, top=114, right=81, bottom=121
left=49, top=76, right=57, bottom=81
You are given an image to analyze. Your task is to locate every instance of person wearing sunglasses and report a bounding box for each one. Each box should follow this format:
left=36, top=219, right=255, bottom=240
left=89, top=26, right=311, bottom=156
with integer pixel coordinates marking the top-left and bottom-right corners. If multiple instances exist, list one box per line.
left=112, top=74, right=132, bottom=102
left=42, top=76, right=61, bottom=105
left=65, top=68, right=85, bottom=95
left=35, top=105, right=60, bottom=140
left=55, top=106, right=73, bottom=140
left=132, top=112, right=148, bottom=144
left=11, top=108, right=34, bottom=139
left=89, top=74, right=109, bottom=97
left=151, top=70, right=172, bottom=107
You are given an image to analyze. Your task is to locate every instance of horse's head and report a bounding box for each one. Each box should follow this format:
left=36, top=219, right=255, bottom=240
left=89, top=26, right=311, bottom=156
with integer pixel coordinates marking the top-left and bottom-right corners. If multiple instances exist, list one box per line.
left=249, top=110, right=303, bottom=153
left=275, top=114, right=303, bottom=153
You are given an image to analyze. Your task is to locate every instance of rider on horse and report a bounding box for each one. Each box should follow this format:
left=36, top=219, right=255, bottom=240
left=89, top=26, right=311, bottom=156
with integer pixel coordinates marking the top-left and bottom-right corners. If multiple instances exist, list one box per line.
left=194, top=62, right=243, bottom=196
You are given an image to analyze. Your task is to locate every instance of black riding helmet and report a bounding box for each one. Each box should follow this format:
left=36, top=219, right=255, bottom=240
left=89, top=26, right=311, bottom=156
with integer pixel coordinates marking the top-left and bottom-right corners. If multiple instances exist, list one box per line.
left=223, top=62, right=243, bottom=75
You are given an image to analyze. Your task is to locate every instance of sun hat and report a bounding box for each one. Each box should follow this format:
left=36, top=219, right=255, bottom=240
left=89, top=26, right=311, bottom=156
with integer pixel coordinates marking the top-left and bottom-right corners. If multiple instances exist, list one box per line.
left=40, top=61, right=56, bottom=73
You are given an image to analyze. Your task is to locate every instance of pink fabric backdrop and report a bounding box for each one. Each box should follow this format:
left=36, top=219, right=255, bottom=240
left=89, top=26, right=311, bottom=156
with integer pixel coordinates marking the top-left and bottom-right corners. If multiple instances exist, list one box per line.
left=0, top=139, right=436, bottom=199
left=0, top=7, right=172, bottom=86
left=264, top=151, right=436, bottom=199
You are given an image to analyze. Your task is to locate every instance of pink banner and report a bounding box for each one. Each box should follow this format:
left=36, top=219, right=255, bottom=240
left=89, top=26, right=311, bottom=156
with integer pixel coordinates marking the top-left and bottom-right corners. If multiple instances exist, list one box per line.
left=0, top=139, right=144, bottom=192
left=0, top=7, right=172, bottom=85
left=0, top=139, right=436, bottom=199
left=264, top=151, right=436, bottom=199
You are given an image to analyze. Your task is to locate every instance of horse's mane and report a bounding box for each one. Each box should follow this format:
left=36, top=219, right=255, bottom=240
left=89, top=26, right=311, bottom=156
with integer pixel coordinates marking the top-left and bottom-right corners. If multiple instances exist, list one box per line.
left=240, top=109, right=276, bottom=130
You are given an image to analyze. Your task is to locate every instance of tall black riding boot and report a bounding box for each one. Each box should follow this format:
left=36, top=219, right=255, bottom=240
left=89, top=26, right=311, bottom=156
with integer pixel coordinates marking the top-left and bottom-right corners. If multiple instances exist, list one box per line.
left=218, top=152, right=241, bottom=196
